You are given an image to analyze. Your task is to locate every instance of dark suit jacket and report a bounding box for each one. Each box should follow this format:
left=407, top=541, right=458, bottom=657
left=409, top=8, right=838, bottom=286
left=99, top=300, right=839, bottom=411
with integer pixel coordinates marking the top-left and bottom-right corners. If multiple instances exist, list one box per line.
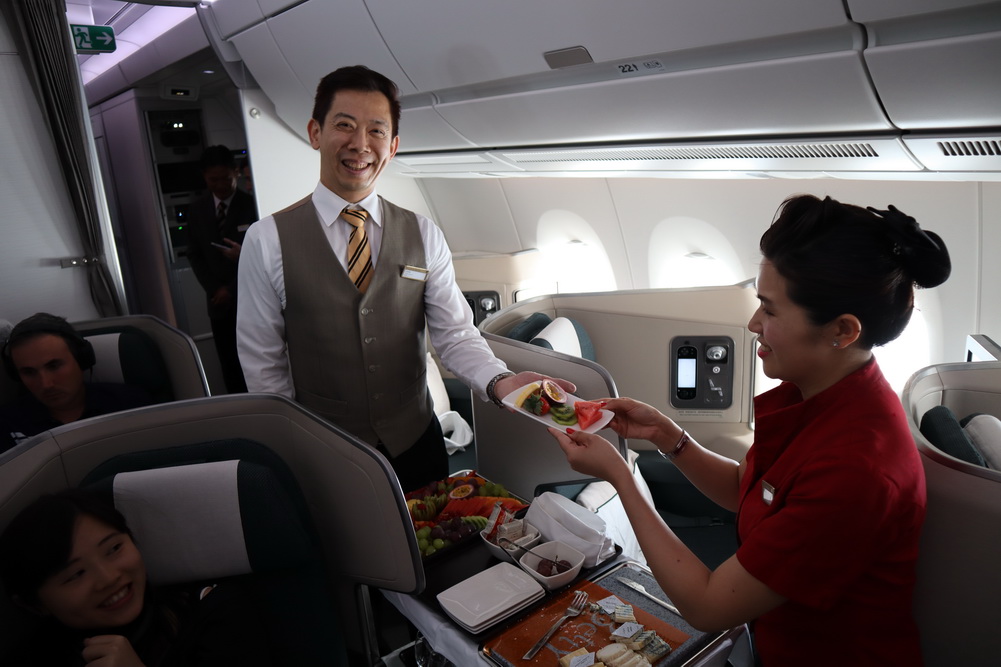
left=186, top=189, right=259, bottom=318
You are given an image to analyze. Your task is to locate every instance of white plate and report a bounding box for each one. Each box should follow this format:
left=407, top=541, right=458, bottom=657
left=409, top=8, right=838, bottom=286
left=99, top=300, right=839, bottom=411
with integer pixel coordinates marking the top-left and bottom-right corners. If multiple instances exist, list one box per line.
left=437, top=562, right=545, bottom=629
left=452, top=586, right=545, bottom=634
left=501, top=383, right=614, bottom=434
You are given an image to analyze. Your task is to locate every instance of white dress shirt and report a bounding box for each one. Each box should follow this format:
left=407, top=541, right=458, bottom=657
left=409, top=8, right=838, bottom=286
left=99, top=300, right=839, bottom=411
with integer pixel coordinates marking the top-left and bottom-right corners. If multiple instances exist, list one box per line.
left=237, top=182, right=508, bottom=401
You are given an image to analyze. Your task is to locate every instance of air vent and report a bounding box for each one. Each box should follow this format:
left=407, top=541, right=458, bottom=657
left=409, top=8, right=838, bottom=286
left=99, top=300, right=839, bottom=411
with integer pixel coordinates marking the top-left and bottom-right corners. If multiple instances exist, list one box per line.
left=937, top=140, right=1001, bottom=157
left=505, top=143, right=881, bottom=164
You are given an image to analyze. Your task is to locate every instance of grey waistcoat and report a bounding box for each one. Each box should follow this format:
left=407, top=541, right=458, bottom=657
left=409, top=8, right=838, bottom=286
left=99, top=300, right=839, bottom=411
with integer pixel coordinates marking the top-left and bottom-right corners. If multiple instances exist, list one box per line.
left=275, top=195, right=432, bottom=457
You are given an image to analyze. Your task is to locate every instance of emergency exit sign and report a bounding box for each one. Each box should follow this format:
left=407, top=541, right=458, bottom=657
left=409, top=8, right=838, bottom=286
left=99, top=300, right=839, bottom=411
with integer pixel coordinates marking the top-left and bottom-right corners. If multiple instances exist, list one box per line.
left=71, top=24, right=116, bottom=54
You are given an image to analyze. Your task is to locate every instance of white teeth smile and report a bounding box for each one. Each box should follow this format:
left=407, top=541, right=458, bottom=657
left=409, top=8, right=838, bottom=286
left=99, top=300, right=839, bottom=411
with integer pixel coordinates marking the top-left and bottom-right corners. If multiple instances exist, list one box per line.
left=101, top=586, right=129, bottom=607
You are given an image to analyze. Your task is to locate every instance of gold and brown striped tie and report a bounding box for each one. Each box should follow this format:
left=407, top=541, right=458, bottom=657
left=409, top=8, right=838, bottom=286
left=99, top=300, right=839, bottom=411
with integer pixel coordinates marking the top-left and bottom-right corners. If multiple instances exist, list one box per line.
left=342, top=207, right=373, bottom=293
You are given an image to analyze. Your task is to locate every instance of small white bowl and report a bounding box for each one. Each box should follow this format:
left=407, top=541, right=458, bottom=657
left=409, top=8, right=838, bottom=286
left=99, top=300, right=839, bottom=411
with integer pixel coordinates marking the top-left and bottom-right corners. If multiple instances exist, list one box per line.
left=481, top=523, right=541, bottom=563
left=518, top=540, right=585, bottom=591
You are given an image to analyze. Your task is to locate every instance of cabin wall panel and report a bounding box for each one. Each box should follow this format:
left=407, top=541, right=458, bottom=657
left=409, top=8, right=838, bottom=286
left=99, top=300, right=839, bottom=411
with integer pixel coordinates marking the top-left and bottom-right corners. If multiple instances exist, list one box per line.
left=0, top=53, right=100, bottom=323
left=238, top=88, right=317, bottom=219
left=980, top=183, right=1001, bottom=341
left=419, top=179, right=521, bottom=254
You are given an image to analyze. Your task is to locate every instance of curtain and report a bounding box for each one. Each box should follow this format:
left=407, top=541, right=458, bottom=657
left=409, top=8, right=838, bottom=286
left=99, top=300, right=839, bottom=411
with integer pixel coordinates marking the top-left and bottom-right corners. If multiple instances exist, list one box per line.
left=7, top=0, right=123, bottom=316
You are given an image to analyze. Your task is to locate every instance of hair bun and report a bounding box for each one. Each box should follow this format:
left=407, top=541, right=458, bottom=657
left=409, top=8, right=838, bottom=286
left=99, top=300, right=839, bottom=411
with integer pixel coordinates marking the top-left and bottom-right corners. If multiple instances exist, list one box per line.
left=866, top=205, right=951, bottom=288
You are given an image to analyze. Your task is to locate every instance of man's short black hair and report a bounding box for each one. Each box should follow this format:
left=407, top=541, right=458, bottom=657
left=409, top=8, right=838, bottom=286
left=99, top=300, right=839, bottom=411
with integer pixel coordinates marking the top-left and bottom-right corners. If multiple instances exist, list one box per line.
left=200, top=145, right=236, bottom=171
left=311, top=65, right=401, bottom=137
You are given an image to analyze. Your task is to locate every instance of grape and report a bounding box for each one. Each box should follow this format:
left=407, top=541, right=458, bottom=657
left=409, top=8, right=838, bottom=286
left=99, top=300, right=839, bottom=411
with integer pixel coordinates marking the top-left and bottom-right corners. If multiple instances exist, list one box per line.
left=430, top=526, right=445, bottom=540
left=418, top=538, right=429, bottom=552
left=432, top=538, right=445, bottom=550
left=424, top=545, right=437, bottom=557
left=416, top=526, right=432, bottom=540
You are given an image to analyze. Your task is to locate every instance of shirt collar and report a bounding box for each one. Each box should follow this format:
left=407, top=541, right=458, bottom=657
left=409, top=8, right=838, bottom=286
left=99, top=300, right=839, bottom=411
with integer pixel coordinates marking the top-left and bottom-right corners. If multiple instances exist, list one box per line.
left=312, top=183, right=382, bottom=229
left=213, top=192, right=236, bottom=209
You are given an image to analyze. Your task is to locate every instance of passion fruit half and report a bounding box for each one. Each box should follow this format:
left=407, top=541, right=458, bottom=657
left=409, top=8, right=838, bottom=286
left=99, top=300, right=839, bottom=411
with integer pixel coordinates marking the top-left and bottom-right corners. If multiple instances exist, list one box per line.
left=541, top=379, right=567, bottom=404
left=448, top=483, right=475, bottom=500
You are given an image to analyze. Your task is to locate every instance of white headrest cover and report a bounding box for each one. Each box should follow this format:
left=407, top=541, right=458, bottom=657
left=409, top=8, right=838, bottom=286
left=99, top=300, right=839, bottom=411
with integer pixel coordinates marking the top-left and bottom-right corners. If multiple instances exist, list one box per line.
left=531, top=317, right=583, bottom=358
left=113, top=460, right=250, bottom=585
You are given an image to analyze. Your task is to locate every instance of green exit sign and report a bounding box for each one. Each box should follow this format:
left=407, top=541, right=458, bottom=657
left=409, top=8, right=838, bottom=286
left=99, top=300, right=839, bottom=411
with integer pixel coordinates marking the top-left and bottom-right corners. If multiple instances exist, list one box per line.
left=71, top=24, right=116, bottom=54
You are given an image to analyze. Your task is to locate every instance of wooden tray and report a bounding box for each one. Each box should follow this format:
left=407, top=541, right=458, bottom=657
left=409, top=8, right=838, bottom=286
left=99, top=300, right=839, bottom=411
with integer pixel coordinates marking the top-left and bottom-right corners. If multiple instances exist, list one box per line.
left=481, top=577, right=690, bottom=666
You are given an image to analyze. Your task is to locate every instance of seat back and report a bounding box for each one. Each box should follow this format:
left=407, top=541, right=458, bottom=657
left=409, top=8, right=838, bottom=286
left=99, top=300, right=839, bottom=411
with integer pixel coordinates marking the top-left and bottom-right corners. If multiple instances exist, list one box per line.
left=901, top=361, right=1001, bottom=667
left=473, top=332, right=627, bottom=501
left=73, top=315, right=210, bottom=400
left=0, top=394, right=422, bottom=664
left=82, top=456, right=342, bottom=665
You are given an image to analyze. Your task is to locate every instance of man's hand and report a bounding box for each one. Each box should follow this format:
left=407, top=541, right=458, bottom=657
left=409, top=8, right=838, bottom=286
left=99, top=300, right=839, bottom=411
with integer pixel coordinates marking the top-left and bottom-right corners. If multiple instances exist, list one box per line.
left=493, top=372, right=576, bottom=405
left=217, top=237, right=241, bottom=262
left=210, top=285, right=232, bottom=306
left=81, top=635, right=146, bottom=667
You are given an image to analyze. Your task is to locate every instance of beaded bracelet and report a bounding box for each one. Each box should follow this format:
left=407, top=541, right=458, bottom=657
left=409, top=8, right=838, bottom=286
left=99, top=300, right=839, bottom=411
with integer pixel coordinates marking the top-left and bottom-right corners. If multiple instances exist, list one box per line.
left=658, top=430, right=690, bottom=461
left=486, top=371, right=515, bottom=407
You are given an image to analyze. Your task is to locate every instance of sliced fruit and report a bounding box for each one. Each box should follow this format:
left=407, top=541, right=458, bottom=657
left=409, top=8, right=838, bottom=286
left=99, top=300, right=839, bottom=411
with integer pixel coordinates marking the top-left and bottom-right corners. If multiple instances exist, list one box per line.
left=448, top=483, right=475, bottom=499
left=541, top=379, right=567, bottom=404
left=550, top=404, right=578, bottom=426
left=512, top=381, right=541, bottom=407
left=574, top=400, right=603, bottom=429
left=523, top=393, right=550, bottom=416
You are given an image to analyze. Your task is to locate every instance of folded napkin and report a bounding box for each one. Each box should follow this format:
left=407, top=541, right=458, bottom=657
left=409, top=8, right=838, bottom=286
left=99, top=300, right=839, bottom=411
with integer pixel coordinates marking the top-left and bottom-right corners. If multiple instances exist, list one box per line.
left=526, top=491, right=616, bottom=568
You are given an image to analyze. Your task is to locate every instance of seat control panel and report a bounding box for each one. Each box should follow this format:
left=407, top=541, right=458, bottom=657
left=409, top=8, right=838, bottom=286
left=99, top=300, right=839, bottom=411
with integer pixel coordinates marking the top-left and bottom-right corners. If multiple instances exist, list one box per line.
left=670, top=336, right=734, bottom=410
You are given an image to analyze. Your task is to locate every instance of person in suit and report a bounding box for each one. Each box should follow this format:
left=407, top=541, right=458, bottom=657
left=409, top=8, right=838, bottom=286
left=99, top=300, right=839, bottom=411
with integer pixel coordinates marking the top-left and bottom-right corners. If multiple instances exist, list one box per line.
left=186, top=146, right=259, bottom=394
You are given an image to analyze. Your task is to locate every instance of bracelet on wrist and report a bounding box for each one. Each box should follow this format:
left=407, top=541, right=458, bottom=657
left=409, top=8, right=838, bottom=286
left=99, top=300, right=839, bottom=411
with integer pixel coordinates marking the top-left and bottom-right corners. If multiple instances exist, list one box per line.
left=658, top=430, right=690, bottom=461
left=486, top=372, right=515, bottom=407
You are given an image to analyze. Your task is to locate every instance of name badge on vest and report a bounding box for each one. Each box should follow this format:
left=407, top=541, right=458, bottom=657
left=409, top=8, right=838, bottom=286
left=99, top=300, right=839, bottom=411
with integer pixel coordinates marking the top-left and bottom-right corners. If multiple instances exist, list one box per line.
left=401, top=265, right=429, bottom=281
left=761, top=480, right=776, bottom=506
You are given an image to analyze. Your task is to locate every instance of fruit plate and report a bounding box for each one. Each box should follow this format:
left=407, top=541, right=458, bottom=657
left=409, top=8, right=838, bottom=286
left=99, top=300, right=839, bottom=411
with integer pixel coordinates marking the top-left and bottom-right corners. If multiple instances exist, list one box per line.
left=406, top=473, right=529, bottom=561
left=500, top=383, right=614, bottom=434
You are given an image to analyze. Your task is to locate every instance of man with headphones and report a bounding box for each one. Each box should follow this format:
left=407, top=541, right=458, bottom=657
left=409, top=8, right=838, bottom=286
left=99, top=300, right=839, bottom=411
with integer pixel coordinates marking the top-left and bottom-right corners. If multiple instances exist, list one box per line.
left=1, top=313, right=151, bottom=452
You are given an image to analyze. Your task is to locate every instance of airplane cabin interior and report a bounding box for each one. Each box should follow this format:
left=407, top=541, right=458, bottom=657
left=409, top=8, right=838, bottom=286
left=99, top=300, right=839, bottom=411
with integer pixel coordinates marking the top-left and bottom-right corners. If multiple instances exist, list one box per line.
left=1, top=1, right=1001, bottom=666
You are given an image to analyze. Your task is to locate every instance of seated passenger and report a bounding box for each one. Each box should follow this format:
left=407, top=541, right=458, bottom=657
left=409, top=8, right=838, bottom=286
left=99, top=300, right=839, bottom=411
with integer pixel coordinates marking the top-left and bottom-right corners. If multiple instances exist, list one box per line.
left=0, top=488, right=274, bottom=667
left=550, top=195, right=951, bottom=666
left=0, top=313, right=151, bottom=452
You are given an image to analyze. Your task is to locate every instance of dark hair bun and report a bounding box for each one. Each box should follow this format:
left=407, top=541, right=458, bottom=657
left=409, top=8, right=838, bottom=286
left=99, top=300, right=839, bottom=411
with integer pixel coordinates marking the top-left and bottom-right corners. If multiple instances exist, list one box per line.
left=866, top=205, right=951, bottom=288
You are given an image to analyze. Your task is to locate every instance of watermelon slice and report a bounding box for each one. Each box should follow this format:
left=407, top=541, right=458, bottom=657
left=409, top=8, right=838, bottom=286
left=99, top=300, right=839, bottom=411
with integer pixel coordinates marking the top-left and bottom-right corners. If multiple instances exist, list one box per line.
left=574, top=400, right=603, bottom=430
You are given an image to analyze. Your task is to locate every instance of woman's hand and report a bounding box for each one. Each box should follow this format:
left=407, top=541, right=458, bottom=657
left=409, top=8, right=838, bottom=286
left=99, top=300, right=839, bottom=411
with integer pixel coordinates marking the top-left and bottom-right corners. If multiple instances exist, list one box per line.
left=548, top=428, right=633, bottom=487
left=81, top=635, right=146, bottom=667
left=601, top=397, right=675, bottom=443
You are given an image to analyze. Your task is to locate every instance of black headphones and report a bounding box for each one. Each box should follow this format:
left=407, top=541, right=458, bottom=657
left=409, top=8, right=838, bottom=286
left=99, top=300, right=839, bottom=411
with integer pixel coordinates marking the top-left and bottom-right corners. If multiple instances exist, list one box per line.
left=1, top=313, right=96, bottom=382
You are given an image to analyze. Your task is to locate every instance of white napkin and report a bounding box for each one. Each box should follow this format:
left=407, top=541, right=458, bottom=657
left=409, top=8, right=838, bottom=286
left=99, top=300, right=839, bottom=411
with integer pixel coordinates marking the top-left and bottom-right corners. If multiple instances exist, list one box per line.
left=526, top=491, right=616, bottom=567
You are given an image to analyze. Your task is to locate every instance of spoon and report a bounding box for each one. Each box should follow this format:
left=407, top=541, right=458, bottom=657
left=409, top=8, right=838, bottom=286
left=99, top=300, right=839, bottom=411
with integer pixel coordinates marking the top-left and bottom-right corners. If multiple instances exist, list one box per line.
left=498, top=537, right=571, bottom=574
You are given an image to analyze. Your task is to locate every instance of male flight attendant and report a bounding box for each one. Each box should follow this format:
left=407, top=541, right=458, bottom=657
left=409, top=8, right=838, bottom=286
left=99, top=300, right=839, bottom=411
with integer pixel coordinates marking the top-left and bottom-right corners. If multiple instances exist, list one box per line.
left=237, top=66, right=570, bottom=491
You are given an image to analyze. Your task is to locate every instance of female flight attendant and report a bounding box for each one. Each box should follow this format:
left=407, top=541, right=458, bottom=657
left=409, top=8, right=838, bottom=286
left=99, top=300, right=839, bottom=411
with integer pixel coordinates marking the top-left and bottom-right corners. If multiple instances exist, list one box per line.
left=551, top=194, right=951, bottom=666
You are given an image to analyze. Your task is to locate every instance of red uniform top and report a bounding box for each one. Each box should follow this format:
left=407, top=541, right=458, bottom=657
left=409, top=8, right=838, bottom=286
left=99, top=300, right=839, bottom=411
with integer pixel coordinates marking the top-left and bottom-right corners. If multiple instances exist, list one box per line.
left=736, top=359, right=925, bottom=666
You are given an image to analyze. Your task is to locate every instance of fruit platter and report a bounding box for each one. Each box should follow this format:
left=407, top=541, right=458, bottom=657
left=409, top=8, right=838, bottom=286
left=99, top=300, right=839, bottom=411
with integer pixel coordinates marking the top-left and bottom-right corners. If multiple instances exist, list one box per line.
left=405, top=473, right=527, bottom=559
left=501, top=380, right=614, bottom=434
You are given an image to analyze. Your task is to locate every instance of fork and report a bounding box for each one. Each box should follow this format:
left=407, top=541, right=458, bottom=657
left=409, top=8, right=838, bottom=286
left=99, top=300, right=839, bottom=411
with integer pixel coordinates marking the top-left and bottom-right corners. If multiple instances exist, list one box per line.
left=522, top=590, right=589, bottom=660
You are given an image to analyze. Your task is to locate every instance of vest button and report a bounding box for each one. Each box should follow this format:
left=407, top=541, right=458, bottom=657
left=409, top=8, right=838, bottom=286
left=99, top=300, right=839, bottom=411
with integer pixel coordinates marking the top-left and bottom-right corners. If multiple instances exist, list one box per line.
left=373, top=393, right=383, bottom=400
left=361, top=308, right=370, bottom=315
left=364, top=337, right=376, bottom=344
left=369, top=365, right=378, bottom=372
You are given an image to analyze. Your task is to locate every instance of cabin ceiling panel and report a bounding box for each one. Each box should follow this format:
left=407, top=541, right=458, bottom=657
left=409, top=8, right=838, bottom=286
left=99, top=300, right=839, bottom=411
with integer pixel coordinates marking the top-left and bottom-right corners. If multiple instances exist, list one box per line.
left=262, top=1, right=417, bottom=96
left=428, top=52, right=890, bottom=150
left=365, top=0, right=849, bottom=93
left=229, top=21, right=312, bottom=138
left=393, top=107, right=477, bottom=154
left=863, top=32, right=1001, bottom=130
left=205, top=0, right=268, bottom=39
left=420, top=179, right=522, bottom=254
left=847, top=0, right=1001, bottom=23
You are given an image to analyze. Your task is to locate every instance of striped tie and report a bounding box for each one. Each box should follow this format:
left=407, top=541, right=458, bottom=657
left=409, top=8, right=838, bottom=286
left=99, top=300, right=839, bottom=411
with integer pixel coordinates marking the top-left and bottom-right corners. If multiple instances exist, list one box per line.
left=343, top=207, right=373, bottom=293
left=216, top=200, right=227, bottom=232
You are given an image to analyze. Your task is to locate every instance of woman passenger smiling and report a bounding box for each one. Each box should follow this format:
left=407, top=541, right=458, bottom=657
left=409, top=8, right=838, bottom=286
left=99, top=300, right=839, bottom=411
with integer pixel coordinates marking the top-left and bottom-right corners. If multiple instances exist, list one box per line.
left=551, top=194, right=951, bottom=666
left=0, top=489, right=273, bottom=667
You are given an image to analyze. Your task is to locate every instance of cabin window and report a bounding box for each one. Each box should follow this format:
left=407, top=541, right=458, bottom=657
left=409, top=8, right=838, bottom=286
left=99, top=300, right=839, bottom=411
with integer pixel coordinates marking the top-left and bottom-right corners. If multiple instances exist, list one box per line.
left=535, top=210, right=617, bottom=294
left=873, top=293, right=933, bottom=395
left=648, top=216, right=743, bottom=288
